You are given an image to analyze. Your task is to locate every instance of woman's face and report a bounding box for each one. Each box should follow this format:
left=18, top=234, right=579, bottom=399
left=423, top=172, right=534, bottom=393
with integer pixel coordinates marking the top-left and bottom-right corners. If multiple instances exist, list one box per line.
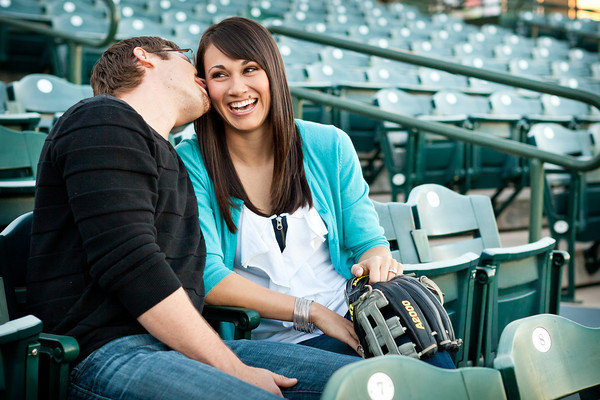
left=203, top=44, right=271, bottom=137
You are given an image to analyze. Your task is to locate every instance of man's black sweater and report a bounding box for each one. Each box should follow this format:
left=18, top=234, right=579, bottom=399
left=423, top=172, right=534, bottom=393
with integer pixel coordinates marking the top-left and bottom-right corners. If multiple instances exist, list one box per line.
left=27, top=95, right=206, bottom=362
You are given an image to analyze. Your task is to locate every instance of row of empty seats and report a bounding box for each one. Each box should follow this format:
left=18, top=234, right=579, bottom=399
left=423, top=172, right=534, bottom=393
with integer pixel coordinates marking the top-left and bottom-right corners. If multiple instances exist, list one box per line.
left=2, top=0, right=599, bottom=84
left=323, top=313, right=600, bottom=400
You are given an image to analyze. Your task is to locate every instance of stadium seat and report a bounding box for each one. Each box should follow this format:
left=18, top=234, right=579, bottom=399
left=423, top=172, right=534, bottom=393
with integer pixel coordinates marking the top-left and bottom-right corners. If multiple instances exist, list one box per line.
left=410, top=40, right=454, bottom=59
left=51, top=12, right=111, bottom=39
left=8, top=74, right=91, bottom=114
left=432, top=91, right=524, bottom=194
left=0, top=213, right=79, bottom=400
left=45, top=0, right=106, bottom=20
left=569, top=48, right=600, bottom=65
left=507, top=59, right=552, bottom=79
left=494, top=314, right=600, bottom=400
left=417, top=68, right=469, bottom=91
left=493, top=43, right=532, bottom=60
left=321, top=355, right=507, bottom=400
left=550, top=60, right=591, bottom=79
left=278, top=42, right=321, bottom=67
left=528, top=123, right=600, bottom=300
left=117, top=17, right=174, bottom=40
left=374, top=88, right=466, bottom=200
left=453, top=43, right=494, bottom=59
left=0, top=126, right=45, bottom=226
left=540, top=94, right=600, bottom=125
left=0, top=0, right=44, bottom=18
left=7, top=74, right=93, bottom=131
left=305, top=62, right=367, bottom=87
left=366, top=65, right=420, bottom=89
left=406, top=184, right=563, bottom=367
left=284, top=64, right=308, bottom=85
left=559, top=76, right=600, bottom=96
left=373, top=200, right=479, bottom=367
left=488, top=90, right=563, bottom=129
left=319, top=47, right=371, bottom=68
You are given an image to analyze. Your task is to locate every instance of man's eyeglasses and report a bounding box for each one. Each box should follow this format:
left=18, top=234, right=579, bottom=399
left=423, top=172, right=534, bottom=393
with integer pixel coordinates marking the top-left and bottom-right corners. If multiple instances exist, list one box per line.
left=160, top=48, right=195, bottom=67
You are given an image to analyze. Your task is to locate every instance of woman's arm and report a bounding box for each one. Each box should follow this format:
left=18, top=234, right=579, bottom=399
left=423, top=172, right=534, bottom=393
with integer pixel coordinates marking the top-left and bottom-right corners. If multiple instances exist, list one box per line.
left=207, top=274, right=359, bottom=353
left=333, top=127, right=402, bottom=282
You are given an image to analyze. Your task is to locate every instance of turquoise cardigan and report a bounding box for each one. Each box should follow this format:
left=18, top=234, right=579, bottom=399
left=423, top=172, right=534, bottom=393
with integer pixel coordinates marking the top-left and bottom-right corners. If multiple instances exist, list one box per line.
left=176, top=119, right=389, bottom=294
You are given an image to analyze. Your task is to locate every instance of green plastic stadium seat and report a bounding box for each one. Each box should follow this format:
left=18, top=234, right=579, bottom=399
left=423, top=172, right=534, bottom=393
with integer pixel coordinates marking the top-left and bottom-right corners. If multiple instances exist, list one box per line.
left=321, top=355, right=507, bottom=400
left=1, top=213, right=79, bottom=400
left=306, top=62, right=368, bottom=87
left=8, top=74, right=93, bottom=130
left=507, top=59, right=552, bottom=79
left=432, top=90, right=524, bottom=197
left=416, top=68, right=469, bottom=91
left=453, top=43, right=495, bottom=59
left=540, top=94, right=600, bottom=125
left=528, top=123, right=600, bottom=300
left=406, top=184, right=563, bottom=366
left=116, top=17, right=174, bottom=40
left=550, top=61, right=591, bottom=79
left=375, top=88, right=466, bottom=200
left=494, top=314, right=600, bottom=400
left=372, top=200, right=479, bottom=367
left=0, top=126, right=46, bottom=227
left=493, top=43, right=532, bottom=60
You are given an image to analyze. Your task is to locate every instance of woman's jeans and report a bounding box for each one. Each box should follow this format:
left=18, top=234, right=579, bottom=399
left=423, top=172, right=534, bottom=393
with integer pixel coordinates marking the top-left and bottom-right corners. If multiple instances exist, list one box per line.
left=300, top=334, right=457, bottom=369
left=68, top=334, right=360, bottom=400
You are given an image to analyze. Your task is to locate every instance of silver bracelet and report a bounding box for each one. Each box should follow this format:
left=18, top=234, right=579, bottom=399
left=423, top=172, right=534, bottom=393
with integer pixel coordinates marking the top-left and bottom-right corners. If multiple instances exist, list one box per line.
left=293, top=297, right=315, bottom=333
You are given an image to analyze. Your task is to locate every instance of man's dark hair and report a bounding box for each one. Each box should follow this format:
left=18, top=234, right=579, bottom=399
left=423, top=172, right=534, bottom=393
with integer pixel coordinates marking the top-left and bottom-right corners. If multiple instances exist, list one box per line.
left=90, top=36, right=179, bottom=96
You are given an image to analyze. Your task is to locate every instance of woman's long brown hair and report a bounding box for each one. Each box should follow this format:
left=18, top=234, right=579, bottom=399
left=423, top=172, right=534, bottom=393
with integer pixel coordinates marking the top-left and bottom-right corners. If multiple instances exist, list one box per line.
left=195, top=17, right=312, bottom=232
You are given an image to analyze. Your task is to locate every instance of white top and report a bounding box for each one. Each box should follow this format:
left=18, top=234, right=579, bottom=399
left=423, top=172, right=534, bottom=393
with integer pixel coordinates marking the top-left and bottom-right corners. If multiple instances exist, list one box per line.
left=233, top=204, right=349, bottom=343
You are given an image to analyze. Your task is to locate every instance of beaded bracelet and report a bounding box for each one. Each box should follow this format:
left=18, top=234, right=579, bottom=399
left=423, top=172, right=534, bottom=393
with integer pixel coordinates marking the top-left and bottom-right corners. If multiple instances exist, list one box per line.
left=293, top=297, right=315, bottom=333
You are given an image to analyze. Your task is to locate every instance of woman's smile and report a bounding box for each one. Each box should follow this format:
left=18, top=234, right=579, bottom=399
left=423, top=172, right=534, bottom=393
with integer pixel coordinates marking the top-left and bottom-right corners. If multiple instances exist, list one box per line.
left=228, top=98, right=258, bottom=115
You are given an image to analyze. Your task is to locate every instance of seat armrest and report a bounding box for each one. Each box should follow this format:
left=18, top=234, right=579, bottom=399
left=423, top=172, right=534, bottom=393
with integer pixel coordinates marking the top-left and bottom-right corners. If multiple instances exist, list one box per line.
left=0, top=315, right=42, bottom=344
left=203, top=305, right=261, bottom=340
left=38, top=333, right=80, bottom=364
left=480, top=237, right=556, bottom=263
left=403, top=252, right=480, bottom=274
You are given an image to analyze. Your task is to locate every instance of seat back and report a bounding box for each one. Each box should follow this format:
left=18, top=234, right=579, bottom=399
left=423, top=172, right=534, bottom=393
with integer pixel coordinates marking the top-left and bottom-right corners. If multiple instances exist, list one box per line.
left=321, top=355, right=507, bottom=400
left=406, top=184, right=500, bottom=261
left=528, top=123, right=600, bottom=241
left=375, top=90, right=466, bottom=199
left=0, top=212, right=33, bottom=319
left=10, top=74, right=92, bottom=114
left=489, top=91, right=543, bottom=119
left=494, top=314, right=600, bottom=400
left=0, top=127, right=45, bottom=226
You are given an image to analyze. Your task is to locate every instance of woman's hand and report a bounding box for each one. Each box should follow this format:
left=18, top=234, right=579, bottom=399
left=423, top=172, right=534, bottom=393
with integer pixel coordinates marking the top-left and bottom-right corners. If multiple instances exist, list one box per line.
left=351, top=252, right=403, bottom=283
left=310, top=302, right=360, bottom=355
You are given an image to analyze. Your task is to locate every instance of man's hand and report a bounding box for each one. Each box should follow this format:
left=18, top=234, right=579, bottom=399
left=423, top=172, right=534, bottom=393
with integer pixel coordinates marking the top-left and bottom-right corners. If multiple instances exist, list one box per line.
left=351, top=254, right=403, bottom=283
left=310, top=302, right=360, bottom=355
left=234, top=365, right=297, bottom=397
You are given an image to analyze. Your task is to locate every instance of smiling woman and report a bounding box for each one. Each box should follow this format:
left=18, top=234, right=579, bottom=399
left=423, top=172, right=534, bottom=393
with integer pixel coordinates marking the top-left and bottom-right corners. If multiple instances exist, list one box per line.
left=174, top=17, right=456, bottom=369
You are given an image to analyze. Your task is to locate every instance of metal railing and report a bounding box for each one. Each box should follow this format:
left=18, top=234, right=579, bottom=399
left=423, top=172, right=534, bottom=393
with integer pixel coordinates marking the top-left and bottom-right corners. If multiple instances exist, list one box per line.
left=0, top=0, right=119, bottom=84
left=267, top=25, right=600, bottom=299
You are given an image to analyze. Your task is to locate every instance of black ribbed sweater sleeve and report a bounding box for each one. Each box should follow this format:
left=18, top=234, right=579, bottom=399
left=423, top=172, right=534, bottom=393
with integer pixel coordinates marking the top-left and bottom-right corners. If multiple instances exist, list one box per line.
left=51, top=101, right=182, bottom=318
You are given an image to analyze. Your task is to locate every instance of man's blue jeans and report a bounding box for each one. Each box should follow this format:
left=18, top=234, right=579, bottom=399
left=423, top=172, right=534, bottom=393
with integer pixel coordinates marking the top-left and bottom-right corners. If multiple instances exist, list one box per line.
left=68, top=334, right=361, bottom=400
